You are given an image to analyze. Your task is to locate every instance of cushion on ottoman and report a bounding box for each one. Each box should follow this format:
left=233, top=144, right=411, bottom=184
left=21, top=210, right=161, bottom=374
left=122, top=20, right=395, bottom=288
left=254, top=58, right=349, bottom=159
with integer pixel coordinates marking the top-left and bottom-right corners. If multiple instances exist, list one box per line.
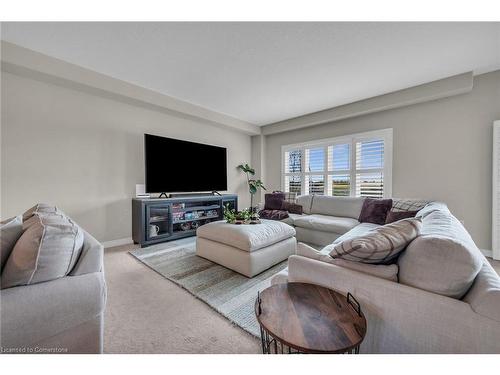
left=196, top=219, right=296, bottom=252
left=1, top=214, right=84, bottom=289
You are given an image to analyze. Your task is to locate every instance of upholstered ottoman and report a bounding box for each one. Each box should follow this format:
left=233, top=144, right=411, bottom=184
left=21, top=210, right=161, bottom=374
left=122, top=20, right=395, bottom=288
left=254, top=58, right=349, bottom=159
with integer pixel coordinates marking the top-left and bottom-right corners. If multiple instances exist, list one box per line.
left=196, top=219, right=297, bottom=277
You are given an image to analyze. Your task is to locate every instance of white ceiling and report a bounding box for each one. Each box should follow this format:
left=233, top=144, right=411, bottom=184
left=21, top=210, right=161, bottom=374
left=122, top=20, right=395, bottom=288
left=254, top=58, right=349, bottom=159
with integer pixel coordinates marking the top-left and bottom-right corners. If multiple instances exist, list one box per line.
left=2, top=22, right=499, bottom=125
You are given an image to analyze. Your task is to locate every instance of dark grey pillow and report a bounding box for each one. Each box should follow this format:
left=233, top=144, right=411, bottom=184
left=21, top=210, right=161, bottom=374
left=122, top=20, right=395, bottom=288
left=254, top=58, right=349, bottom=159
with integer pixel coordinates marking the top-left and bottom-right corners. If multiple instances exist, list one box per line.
left=264, top=193, right=285, bottom=210
left=358, top=198, right=393, bottom=225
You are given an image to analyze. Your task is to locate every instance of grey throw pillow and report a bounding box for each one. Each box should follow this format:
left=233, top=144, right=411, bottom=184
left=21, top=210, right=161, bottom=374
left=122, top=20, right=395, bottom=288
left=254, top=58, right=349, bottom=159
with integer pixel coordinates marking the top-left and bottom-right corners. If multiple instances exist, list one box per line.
left=23, top=203, right=62, bottom=221
left=297, top=242, right=399, bottom=281
left=1, top=214, right=84, bottom=289
left=329, top=218, right=422, bottom=264
left=1, top=215, right=23, bottom=271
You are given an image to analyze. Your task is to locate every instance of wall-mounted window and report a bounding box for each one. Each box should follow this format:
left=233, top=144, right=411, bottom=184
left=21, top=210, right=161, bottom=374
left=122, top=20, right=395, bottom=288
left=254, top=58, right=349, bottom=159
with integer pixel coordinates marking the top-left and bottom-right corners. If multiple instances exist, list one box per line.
left=282, top=129, right=393, bottom=198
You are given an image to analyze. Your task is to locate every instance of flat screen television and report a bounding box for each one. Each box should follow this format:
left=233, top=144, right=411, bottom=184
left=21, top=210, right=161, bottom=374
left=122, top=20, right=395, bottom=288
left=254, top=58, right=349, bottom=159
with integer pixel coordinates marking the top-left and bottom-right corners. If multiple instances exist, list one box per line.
left=144, top=134, right=227, bottom=193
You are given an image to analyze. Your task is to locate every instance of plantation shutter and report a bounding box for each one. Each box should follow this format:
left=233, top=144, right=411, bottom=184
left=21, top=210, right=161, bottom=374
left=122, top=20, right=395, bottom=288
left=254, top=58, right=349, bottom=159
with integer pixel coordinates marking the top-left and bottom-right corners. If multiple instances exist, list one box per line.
left=355, top=139, right=385, bottom=198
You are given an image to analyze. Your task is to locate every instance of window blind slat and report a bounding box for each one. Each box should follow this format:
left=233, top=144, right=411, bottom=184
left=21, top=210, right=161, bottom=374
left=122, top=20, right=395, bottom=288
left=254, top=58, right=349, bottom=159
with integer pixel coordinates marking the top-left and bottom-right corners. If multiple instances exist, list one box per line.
left=306, top=175, right=324, bottom=195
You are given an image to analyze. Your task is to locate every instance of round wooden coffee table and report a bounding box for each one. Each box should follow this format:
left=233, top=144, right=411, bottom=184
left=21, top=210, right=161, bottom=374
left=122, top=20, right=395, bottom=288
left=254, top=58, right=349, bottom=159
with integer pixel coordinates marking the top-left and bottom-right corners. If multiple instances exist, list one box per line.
left=255, top=282, right=367, bottom=354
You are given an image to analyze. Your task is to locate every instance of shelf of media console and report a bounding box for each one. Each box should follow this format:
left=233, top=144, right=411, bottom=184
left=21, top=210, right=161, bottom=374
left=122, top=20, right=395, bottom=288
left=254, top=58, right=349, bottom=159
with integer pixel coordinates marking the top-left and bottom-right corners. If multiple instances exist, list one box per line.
left=172, top=215, right=220, bottom=224
left=172, top=204, right=221, bottom=212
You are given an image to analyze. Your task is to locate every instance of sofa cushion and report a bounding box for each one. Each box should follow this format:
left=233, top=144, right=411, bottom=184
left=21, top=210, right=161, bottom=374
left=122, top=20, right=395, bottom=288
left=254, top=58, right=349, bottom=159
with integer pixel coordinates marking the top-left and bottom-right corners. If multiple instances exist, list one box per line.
left=1, top=216, right=23, bottom=272
left=398, top=209, right=483, bottom=299
left=358, top=198, right=393, bottom=225
left=196, top=219, right=296, bottom=252
left=296, top=195, right=314, bottom=214
left=330, top=218, right=422, bottom=264
left=310, top=195, right=365, bottom=219
left=293, top=214, right=359, bottom=234
left=1, top=214, right=84, bottom=289
left=385, top=210, right=418, bottom=224
left=297, top=242, right=398, bottom=281
left=280, top=213, right=303, bottom=226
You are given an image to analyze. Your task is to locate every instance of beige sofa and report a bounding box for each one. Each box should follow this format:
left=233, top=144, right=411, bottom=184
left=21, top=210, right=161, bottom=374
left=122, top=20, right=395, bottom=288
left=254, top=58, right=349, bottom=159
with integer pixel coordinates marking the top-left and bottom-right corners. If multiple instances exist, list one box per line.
left=272, top=195, right=500, bottom=353
left=1, top=211, right=106, bottom=354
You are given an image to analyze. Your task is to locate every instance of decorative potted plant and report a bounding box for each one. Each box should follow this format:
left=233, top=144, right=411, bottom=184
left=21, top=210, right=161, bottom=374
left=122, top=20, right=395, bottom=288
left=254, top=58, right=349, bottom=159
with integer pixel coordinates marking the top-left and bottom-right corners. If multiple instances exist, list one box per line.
left=223, top=204, right=237, bottom=224
left=237, top=163, right=266, bottom=215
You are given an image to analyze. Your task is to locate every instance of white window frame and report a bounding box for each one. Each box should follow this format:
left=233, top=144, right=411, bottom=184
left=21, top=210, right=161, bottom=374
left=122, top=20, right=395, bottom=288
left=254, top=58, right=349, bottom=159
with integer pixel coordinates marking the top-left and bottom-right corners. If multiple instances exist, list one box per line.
left=281, top=128, right=393, bottom=198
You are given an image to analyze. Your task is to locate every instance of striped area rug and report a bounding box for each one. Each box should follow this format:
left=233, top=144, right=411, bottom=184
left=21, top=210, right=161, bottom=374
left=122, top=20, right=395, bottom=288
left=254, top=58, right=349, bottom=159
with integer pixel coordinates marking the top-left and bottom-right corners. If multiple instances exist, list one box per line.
left=129, top=237, right=287, bottom=337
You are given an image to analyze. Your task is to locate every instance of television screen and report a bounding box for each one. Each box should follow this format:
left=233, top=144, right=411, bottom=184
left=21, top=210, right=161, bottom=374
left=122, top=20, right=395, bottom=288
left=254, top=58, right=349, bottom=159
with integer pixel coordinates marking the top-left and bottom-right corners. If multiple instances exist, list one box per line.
left=144, top=134, right=227, bottom=193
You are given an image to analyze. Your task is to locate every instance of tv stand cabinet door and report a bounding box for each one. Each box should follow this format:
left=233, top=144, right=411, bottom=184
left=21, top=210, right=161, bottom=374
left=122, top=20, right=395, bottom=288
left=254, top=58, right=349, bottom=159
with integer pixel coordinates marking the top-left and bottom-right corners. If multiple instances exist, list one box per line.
left=145, top=203, right=172, bottom=242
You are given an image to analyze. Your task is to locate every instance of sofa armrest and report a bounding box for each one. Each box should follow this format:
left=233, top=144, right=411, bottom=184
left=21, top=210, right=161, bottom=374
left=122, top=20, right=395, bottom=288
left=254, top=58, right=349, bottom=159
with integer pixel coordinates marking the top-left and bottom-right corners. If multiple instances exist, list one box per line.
left=287, top=255, right=500, bottom=353
left=463, top=261, right=500, bottom=322
left=70, top=230, right=104, bottom=276
left=0, top=271, right=106, bottom=348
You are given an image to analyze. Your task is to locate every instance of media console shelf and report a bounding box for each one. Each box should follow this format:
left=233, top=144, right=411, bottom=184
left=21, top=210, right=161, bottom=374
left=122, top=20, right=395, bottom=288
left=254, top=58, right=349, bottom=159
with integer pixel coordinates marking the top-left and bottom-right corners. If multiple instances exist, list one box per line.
left=132, top=194, right=238, bottom=247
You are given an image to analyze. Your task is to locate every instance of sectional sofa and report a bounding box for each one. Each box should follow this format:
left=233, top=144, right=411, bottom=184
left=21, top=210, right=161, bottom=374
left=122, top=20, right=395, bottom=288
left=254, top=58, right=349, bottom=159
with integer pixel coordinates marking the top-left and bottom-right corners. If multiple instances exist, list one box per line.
left=273, top=195, right=500, bottom=353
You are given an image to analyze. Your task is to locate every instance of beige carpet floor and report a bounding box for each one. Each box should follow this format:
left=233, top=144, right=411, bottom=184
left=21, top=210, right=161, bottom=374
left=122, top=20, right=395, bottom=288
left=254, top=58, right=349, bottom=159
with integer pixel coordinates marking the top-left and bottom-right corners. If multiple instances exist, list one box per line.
left=103, top=239, right=260, bottom=354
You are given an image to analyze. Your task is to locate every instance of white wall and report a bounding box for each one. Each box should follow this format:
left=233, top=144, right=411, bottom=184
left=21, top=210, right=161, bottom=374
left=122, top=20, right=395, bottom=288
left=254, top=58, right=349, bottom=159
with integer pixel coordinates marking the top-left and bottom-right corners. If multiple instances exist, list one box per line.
left=264, top=70, right=500, bottom=250
left=1, top=72, right=252, bottom=242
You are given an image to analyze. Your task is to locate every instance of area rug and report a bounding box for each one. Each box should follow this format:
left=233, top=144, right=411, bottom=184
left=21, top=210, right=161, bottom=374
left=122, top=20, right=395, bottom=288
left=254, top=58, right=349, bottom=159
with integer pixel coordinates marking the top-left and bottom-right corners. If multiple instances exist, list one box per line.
left=129, top=237, right=287, bottom=337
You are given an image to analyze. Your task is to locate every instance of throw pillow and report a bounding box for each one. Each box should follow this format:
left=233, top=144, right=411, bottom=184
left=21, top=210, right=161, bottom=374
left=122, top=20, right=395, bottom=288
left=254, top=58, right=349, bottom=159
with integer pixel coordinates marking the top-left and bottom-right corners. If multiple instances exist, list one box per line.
left=281, top=201, right=303, bottom=215
left=281, top=191, right=298, bottom=203
left=385, top=210, right=418, bottom=224
left=391, top=199, right=430, bottom=212
left=264, top=192, right=285, bottom=210
left=23, top=203, right=61, bottom=221
left=258, top=209, right=289, bottom=221
left=329, top=217, right=422, bottom=264
left=1, top=215, right=23, bottom=271
left=1, top=214, right=84, bottom=289
left=296, top=242, right=399, bottom=281
left=358, top=198, right=393, bottom=225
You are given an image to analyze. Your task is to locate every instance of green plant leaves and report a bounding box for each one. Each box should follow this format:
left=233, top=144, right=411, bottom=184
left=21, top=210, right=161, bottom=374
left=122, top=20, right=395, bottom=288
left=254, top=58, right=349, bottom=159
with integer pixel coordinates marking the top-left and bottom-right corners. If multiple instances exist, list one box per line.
left=237, top=163, right=255, bottom=175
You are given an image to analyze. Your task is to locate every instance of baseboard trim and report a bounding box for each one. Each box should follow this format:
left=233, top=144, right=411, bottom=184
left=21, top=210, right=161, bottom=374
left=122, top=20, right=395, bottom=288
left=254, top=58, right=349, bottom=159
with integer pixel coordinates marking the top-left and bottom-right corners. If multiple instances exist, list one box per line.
left=102, top=237, right=134, bottom=249
left=481, top=249, right=493, bottom=258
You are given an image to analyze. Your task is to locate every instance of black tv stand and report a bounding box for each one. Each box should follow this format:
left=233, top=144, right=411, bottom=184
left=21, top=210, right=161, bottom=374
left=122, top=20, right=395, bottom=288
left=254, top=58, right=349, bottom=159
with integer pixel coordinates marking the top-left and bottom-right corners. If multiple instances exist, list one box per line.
left=158, top=192, right=169, bottom=198
left=132, top=194, right=238, bottom=247
left=212, top=191, right=222, bottom=196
